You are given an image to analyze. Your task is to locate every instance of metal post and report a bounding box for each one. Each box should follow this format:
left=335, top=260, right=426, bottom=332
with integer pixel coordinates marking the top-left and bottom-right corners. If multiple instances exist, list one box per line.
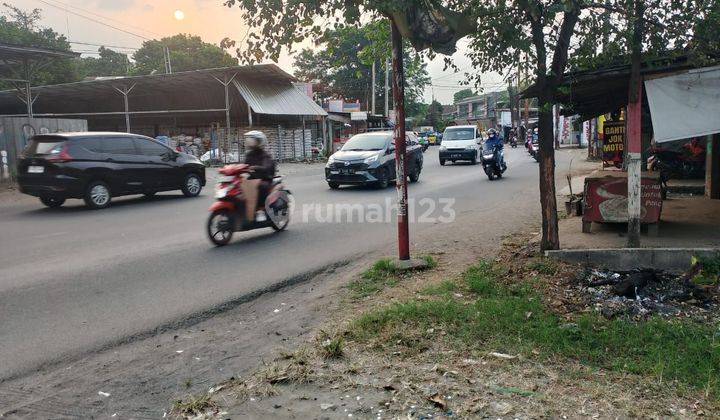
left=384, top=59, right=390, bottom=117
left=224, top=82, right=231, bottom=130
left=302, top=116, right=307, bottom=158
left=627, top=0, right=644, bottom=247
left=248, top=106, right=253, bottom=127
left=371, top=61, right=376, bottom=115
left=391, top=20, right=409, bottom=261
left=23, top=59, right=33, bottom=118
left=114, top=84, right=136, bottom=133
left=706, top=134, right=720, bottom=199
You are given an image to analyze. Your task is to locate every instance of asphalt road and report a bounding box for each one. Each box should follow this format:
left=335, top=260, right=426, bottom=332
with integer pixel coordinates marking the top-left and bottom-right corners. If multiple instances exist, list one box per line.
left=0, top=146, right=576, bottom=381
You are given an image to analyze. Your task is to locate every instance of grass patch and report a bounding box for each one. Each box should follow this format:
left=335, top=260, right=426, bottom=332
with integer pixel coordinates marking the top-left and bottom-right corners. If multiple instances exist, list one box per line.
left=172, top=394, right=217, bottom=417
left=348, top=259, right=399, bottom=298
left=350, top=260, right=720, bottom=398
left=317, top=331, right=344, bottom=359
left=348, top=256, right=437, bottom=298
left=421, top=280, right=457, bottom=296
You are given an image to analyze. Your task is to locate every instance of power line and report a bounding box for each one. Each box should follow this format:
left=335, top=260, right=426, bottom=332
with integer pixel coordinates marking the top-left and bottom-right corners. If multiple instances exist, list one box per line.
left=69, top=41, right=139, bottom=50
left=34, top=0, right=151, bottom=40
left=39, top=0, right=163, bottom=37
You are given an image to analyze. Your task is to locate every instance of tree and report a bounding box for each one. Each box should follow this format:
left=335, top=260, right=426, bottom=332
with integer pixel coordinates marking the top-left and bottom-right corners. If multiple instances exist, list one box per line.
left=453, top=88, right=477, bottom=103
left=77, top=47, right=131, bottom=78
left=223, top=0, right=711, bottom=250
left=132, top=34, right=238, bottom=75
left=0, top=4, right=78, bottom=87
left=293, top=22, right=430, bottom=120
left=424, top=100, right=444, bottom=129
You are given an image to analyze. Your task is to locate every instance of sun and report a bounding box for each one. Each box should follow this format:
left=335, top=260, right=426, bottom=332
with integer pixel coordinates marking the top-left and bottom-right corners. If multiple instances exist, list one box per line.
left=174, top=10, right=185, bottom=20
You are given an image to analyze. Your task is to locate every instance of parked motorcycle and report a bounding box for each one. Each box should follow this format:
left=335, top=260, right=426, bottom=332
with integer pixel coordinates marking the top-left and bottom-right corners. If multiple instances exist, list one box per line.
left=481, top=143, right=507, bottom=180
left=647, top=145, right=705, bottom=199
left=528, top=139, right=540, bottom=162
left=207, top=164, right=292, bottom=246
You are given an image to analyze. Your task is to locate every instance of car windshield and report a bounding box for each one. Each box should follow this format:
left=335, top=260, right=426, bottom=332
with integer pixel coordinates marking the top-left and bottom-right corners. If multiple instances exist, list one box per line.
left=443, top=128, right=475, bottom=141
left=341, top=133, right=389, bottom=151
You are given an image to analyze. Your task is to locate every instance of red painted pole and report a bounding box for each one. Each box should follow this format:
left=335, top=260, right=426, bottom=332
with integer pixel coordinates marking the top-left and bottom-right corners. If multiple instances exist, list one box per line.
left=626, top=0, right=644, bottom=247
left=390, top=19, right=409, bottom=260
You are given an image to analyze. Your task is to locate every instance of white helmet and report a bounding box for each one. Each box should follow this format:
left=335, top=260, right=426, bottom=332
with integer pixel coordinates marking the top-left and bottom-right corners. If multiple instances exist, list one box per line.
left=244, top=130, right=267, bottom=150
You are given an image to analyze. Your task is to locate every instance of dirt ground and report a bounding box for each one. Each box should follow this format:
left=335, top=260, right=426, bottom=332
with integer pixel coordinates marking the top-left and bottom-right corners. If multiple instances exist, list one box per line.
left=198, top=235, right=719, bottom=420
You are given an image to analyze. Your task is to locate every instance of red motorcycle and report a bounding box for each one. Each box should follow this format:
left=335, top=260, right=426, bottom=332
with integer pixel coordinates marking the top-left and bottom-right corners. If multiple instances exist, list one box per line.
left=207, top=164, right=292, bottom=246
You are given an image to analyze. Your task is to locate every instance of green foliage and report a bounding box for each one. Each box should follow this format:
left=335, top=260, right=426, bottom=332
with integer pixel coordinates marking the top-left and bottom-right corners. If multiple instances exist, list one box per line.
left=77, top=47, right=130, bottom=78
left=293, top=20, right=430, bottom=120
left=691, top=255, right=720, bottom=287
left=0, top=4, right=77, bottom=87
left=132, top=34, right=237, bottom=75
left=453, top=88, right=477, bottom=104
left=351, top=260, right=720, bottom=398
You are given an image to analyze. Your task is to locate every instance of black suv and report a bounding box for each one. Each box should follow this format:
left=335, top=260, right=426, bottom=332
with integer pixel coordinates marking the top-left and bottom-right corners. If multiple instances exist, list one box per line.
left=17, top=132, right=206, bottom=209
left=325, top=131, right=423, bottom=189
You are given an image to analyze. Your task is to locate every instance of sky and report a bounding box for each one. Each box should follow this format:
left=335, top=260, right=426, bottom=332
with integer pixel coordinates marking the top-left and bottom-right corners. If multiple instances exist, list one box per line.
left=18, top=0, right=506, bottom=104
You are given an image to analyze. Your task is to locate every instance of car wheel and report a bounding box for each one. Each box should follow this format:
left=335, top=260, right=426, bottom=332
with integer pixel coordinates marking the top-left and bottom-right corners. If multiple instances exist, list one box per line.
left=84, top=181, right=112, bottom=209
left=40, top=196, right=65, bottom=208
left=207, top=210, right=234, bottom=246
left=182, top=173, right=203, bottom=197
left=470, top=155, right=477, bottom=165
left=328, top=181, right=340, bottom=190
left=376, top=168, right=390, bottom=189
left=439, top=159, right=446, bottom=166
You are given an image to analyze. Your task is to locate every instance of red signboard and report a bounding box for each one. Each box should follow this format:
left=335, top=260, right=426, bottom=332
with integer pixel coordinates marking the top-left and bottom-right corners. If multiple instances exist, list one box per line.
left=583, top=176, right=663, bottom=224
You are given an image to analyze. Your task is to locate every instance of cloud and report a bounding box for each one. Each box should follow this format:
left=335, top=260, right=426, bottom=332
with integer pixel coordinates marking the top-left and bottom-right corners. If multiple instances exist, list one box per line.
left=142, top=3, right=153, bottom=12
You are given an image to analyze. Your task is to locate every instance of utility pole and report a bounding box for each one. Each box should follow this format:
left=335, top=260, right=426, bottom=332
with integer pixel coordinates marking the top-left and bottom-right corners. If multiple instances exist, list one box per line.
left=384, top=58, right=390, bottom=117
left=626, top=0, right=644, bottom=247
left=390, top=19, right=409, bottom=261
left=371, top=60, right=376, bottom=115
left=164, top=46, right=173, bottom=74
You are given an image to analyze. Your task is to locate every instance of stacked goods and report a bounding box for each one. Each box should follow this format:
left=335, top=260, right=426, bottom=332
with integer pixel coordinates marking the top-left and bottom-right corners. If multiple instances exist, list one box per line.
left=214, top=126, right=313, bottom=162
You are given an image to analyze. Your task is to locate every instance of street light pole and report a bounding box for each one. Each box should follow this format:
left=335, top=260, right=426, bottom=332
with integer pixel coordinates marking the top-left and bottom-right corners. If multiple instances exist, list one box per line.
left=390, top=19, right=409, bottom=261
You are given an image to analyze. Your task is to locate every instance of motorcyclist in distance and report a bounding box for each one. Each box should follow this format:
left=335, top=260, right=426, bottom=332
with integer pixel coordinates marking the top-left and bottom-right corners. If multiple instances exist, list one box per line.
left=485, top=128, right=506, bottom=170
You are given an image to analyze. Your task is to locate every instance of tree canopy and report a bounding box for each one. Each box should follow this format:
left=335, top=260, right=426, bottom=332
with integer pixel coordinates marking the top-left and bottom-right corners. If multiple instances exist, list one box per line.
left=453, top=88, right=477, bottom=103
left=77, top=47, right=131, bottom=78
left=132, top=34, right=238, bottom=75
left=294, top=21, right=430, bottom=119
left=0, top=3, right=76, bottom=86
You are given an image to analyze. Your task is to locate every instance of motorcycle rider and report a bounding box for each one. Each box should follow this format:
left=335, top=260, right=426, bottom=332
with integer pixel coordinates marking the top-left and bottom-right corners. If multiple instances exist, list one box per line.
left=485, top=128, right=506, bottom=169
left=242, top=131, right=276, bottom=226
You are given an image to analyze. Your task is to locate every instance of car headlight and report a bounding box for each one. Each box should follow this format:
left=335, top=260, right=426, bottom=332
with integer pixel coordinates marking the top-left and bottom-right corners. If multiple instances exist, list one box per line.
left=363, top=155, right=378, bottom=164
left=465, top=145, right=476, bottom=150
left=439, top=146, right=447, bottom=151
left=326, top=156, right=336, bottom=166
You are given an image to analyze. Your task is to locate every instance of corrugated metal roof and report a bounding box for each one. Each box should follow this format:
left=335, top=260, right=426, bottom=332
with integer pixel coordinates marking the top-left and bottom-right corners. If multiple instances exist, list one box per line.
left=234, top=79, right=327, bottom=117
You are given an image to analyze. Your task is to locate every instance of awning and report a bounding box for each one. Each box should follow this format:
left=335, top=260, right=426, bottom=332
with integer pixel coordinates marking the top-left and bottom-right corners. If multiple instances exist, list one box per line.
left=645, top=65, right=720, bottom=143
left=234, top=79, right=327, bottom=117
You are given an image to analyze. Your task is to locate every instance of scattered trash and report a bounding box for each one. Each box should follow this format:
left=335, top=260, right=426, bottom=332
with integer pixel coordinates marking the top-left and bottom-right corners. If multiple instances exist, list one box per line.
left=578, top=267, right=720, bottom=321
left=273, top=309, right=281, bottom=313
left=98, top=391, right=110, bottom=397
left=427, top=393, right=447, bottom=409
left=488, top=352, right=517, bottom=360
left=320, top=403, right=335, bottom=410
left=175, top=350, right=184, bottom=354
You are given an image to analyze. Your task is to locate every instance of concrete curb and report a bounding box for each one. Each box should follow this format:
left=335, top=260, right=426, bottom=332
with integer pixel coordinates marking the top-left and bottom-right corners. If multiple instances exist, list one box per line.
left=545, top=248, right=720, bottom=273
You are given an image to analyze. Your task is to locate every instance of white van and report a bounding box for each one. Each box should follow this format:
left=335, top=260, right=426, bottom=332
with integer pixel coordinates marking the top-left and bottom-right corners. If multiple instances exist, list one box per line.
left=439, top=125, right=482, bottom=165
